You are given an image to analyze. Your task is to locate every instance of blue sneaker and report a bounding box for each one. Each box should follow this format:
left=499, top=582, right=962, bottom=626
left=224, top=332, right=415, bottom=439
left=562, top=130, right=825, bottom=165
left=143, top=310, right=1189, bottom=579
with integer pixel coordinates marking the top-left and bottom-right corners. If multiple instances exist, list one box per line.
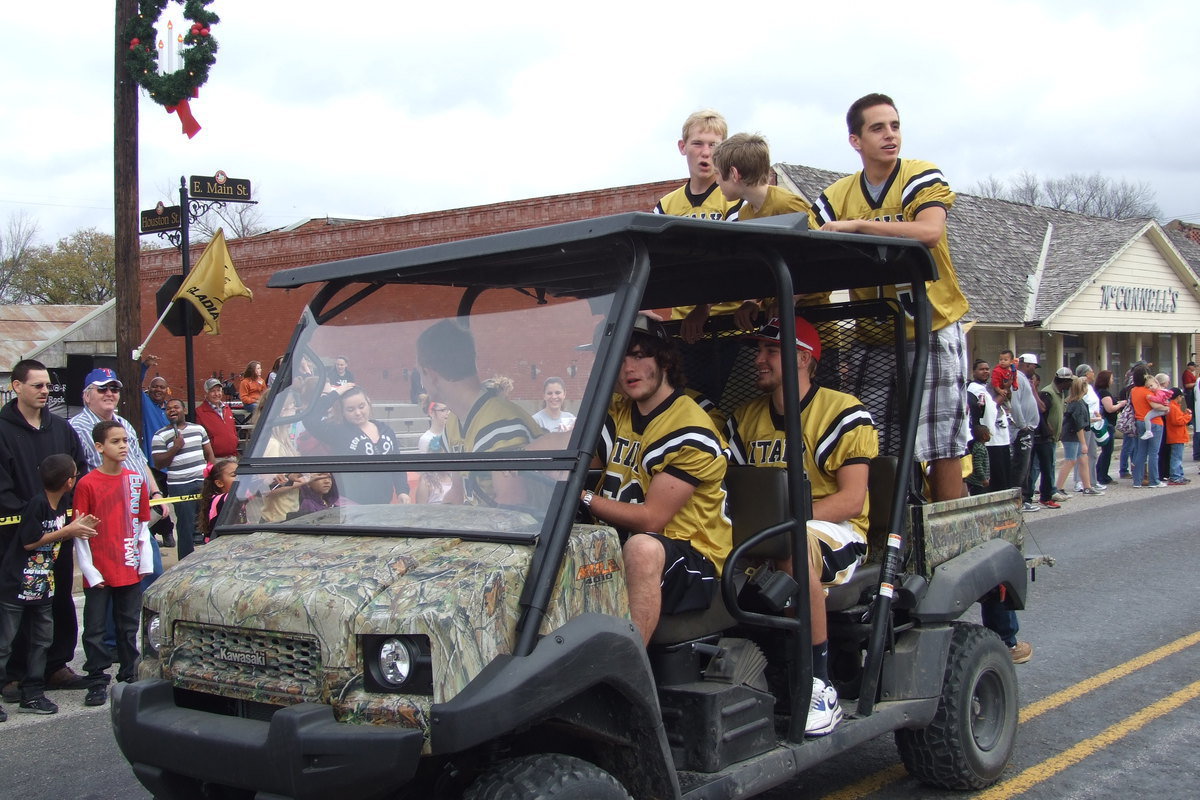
left=806, top=677, right=843, bottom=736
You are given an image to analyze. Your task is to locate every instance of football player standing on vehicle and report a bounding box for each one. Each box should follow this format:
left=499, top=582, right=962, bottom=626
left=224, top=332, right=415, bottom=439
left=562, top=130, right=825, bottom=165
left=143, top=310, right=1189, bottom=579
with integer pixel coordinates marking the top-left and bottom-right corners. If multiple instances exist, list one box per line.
left=812, top=93, right=970, bottom=503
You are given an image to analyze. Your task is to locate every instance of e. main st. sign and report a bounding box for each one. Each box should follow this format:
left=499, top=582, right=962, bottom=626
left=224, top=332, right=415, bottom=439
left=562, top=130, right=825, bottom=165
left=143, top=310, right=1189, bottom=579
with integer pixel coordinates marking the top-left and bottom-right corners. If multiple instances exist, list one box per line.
left=189, top=170, right=252, bottom=201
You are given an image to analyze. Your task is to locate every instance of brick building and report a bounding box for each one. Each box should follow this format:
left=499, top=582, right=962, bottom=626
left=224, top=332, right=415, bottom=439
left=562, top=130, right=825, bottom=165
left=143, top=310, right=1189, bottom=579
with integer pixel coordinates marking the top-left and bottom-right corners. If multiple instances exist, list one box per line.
left=138, top=179, right=679, bottom=404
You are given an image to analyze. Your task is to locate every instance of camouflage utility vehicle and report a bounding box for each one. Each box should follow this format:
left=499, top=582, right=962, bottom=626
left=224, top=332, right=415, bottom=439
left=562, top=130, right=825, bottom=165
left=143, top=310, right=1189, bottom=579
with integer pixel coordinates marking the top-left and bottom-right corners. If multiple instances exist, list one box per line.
left=113, top=213, right=1030, bottom=799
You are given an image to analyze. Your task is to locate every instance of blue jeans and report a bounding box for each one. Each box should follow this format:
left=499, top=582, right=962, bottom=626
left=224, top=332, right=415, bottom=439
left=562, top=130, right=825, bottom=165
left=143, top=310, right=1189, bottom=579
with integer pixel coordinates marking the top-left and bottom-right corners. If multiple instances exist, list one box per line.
left=981, top=600, right=1019, bottom=648
left=1131, top=421, right=1164, bottom=485
left=1168, top=442, right=1184, bottom=481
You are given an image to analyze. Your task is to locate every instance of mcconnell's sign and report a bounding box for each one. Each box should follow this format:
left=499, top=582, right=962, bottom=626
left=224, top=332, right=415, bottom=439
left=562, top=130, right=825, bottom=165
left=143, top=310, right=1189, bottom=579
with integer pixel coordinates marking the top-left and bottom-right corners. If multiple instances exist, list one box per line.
left=1099, top=284, right=1179, bottom=313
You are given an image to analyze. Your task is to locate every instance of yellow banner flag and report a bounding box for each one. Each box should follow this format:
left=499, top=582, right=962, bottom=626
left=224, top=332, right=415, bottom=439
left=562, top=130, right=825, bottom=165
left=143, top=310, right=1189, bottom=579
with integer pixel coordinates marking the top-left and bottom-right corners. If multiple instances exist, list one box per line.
left=172, top=228, right=253, bottom=335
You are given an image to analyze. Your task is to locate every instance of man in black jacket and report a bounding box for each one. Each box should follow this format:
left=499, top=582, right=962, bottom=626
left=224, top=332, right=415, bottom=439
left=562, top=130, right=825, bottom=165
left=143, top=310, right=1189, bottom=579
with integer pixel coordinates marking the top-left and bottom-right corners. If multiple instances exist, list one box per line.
left=0, top=359, right=89, bottom=700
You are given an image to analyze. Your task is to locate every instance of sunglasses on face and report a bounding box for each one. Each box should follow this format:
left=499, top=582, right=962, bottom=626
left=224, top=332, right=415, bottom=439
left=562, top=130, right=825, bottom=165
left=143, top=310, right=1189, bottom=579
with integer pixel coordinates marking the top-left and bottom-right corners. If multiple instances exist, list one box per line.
left=95, top=384, right=121, bottom=394
left=24, top=382, right=51, bottom=390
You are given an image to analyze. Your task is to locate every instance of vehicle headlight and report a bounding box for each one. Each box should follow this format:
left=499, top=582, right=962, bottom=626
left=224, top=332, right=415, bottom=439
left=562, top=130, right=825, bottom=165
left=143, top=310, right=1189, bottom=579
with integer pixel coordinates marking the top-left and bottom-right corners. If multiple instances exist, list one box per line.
left=378, top=637, right=413, bottom=686
left=362, top=635, right=433, bottom=695
left=143, top=613, right=163, bottom=657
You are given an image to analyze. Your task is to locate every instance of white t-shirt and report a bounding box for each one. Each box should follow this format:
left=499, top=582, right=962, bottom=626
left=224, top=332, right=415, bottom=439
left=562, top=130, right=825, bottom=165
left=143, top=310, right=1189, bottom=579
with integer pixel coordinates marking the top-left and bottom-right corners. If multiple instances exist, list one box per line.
left=532, top=408, right=576, bottom=433
left=968, top=381, right=1010, bottom=446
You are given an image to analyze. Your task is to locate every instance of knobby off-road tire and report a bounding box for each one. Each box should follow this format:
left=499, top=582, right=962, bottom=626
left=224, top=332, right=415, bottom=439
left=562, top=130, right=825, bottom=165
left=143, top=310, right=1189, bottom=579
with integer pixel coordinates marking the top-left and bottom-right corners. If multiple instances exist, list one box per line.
left=894, top=622, right=1018, bottom=789
left=463, top=753, right=633, bottom=800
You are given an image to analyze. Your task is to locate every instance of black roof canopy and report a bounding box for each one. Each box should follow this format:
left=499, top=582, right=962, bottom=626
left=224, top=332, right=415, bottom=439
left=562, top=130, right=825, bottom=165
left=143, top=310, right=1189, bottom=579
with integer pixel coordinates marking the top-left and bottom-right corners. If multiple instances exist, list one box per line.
left=267, top=212, right=938, bottom=307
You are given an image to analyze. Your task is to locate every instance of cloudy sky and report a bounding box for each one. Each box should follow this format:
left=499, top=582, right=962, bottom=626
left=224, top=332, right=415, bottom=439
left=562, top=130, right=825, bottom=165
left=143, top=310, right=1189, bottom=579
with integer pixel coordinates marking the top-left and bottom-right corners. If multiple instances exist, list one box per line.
left=4, top=0, right=1197, bottom=245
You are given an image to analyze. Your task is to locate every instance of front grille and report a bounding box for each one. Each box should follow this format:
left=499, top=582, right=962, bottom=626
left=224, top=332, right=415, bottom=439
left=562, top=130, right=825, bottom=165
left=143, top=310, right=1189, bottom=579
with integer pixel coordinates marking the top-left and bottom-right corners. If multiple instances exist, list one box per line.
left=171, top=622, right=324, bottom=702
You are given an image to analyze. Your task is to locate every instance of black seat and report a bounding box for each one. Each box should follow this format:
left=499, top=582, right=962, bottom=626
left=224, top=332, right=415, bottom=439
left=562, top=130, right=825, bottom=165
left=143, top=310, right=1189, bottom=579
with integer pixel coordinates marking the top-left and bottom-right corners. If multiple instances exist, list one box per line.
left=825, top=455, right=897, bottom=612
left=650, top=466, right=788, bottom=644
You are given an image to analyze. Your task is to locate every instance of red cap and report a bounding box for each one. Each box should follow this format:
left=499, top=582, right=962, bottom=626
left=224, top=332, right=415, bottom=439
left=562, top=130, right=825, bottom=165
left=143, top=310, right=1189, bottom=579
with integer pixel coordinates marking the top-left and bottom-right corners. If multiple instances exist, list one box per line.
left=748, top=317, right=821, bottom=361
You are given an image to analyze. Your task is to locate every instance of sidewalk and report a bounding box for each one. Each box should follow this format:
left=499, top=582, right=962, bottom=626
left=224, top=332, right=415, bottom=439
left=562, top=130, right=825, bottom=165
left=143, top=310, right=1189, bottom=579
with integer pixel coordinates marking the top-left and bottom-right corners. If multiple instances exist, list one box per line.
left=1020, top=438, right=1200, bottom=520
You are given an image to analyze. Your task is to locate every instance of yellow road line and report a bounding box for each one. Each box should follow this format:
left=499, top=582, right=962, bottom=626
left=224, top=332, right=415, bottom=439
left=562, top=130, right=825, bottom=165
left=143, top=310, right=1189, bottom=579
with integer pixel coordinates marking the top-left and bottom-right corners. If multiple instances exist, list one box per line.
left=822, top=629, right=1200, bottom=800
left=976, top=678, right=1200, bottom=799
left=820, top=765, right=908, bottom=800
left=1021, top=629, right=1200, bottom=722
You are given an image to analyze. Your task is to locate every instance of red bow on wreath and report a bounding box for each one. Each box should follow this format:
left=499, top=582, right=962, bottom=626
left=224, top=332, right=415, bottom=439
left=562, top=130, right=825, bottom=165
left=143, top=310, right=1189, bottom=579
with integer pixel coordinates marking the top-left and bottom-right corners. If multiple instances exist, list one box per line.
left=167, top=90, right=202, bottom=138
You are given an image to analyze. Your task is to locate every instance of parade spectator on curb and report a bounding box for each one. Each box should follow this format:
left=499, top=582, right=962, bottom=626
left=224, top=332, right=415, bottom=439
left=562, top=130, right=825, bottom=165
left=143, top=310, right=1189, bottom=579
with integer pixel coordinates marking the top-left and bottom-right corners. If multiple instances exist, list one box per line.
left=1119, top=361, right=1146, bottom=478
left=306, top=385, right=411, bottom=506
left=1025, top=372, right=1061, bottom=509
left=151, top=399, right=214, bottom=559
left=196, top=377, right=240, bottom=458
left=1164, top=389, right=1192, bottom=484
left=198, top=460, right=238, bottom=543
left=532, top=377, right=577, bottom=433
left=139, top=357, right=170, bottom=463
left=1056, top=377, right=1101, bottom=496
left=0, top=455, right=97, bottom=719
left=1182, top=361, right=1197, bottom=416
left=1094, top=370, right=1125, bottom=485
left=418, top=401, right=451, bottom=453
left=138, top=360, right=175, bottom=548
left=965, top=424, right=991, bottom=496
left=1073, top=365, right=1105, bottom=494
left=239, top=361, right=266, bottom=418
left=267, top=356, right=284, bottom=389
left=0, top=361, right=90, bottom=700
left=74, top=420, right=154, bottom=708
left=330, top=356, right=355, bottom=387
left=69, top=369, right=164, bottom=592
left=1010, top=354, right=1039, bottom=510
left=1129, top=368, right=1169, bottom=488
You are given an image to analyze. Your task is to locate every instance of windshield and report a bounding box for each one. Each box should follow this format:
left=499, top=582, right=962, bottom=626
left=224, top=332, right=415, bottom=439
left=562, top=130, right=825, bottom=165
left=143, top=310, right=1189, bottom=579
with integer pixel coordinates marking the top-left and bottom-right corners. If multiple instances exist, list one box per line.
left=227, top=279, right=617, bottom=536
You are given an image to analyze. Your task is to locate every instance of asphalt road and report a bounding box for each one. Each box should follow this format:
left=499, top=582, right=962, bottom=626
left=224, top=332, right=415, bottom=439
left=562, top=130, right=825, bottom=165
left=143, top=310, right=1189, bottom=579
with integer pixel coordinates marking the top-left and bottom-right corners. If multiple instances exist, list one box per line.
left=2, top=477, right=1198, bottom=800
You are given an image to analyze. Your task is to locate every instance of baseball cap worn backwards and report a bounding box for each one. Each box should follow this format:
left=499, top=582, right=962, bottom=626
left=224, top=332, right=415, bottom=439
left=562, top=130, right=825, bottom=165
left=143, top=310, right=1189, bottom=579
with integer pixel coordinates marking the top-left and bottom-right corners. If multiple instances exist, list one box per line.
left=1055, top=367, right=1074, bottom=379
left=749, top=317, right=822, bottom=362
left=84, top=368, right=122, bottom=389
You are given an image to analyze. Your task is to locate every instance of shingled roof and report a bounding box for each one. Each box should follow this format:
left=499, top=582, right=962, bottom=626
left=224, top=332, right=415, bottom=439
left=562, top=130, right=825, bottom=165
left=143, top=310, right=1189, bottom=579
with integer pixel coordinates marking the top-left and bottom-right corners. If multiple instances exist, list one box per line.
left=775, top=163, right=1189, bottom=328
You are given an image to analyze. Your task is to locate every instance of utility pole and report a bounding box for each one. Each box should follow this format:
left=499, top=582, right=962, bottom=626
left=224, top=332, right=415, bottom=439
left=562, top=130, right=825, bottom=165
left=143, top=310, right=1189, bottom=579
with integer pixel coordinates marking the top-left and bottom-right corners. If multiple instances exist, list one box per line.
left=114, top=0, right=141, bottom=430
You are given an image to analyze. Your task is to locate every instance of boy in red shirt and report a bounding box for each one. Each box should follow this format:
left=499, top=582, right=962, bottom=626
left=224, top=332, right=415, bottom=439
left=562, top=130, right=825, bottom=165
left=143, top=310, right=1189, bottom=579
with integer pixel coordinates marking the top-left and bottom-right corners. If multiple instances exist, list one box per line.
left=73, top=420, right=153, bottom=707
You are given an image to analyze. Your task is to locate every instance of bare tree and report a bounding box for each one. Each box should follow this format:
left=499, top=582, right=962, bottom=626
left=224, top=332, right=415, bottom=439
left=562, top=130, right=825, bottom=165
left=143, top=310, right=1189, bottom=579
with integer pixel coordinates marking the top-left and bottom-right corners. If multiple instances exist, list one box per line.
left=972, top=175, right=1007, bottom=199
left=971, top=171, right=1158, bottom=219
left=191, top=198, right=268, bottom=240
left=0, top=212, right=42, bottom=301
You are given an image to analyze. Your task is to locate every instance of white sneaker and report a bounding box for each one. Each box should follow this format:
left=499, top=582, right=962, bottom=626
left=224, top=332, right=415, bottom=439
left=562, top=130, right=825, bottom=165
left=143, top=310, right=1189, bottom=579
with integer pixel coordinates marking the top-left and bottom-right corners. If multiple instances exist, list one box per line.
left=1021, top=501, right=1041, bottom=512
left=806, top=677, right=843, bottom=737
left=1052, top=490, right=1071, bottom=502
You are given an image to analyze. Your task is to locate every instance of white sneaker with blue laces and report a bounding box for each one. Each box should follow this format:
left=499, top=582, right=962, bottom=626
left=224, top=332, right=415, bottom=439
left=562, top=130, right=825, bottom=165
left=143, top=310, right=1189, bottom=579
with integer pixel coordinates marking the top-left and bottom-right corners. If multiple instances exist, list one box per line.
left=805, top=677, right=843, bottom=737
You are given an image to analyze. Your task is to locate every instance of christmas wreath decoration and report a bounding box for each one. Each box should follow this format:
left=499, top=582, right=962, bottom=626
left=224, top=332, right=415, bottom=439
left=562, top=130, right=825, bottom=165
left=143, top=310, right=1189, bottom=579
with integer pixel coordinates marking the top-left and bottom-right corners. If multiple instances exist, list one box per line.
left=126, top=0, right=220, bottom=138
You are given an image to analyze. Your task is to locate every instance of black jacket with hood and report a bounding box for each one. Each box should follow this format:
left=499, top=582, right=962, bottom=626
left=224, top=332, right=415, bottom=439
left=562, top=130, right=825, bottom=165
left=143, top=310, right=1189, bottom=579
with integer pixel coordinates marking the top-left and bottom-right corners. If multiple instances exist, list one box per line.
left=0, top=398, right=88, bottom=522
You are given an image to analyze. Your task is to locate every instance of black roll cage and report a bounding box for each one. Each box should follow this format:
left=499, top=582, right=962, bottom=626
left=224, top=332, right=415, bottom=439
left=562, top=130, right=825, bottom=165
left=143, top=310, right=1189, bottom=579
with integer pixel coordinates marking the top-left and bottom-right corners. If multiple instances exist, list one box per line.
left=256, top=212, right=935, bottom=720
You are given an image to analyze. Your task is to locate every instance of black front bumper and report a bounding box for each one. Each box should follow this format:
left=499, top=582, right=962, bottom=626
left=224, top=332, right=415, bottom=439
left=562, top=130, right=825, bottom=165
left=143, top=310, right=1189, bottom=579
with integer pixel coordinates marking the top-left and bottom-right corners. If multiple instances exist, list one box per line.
left=112, top=680, right=425, bottom=800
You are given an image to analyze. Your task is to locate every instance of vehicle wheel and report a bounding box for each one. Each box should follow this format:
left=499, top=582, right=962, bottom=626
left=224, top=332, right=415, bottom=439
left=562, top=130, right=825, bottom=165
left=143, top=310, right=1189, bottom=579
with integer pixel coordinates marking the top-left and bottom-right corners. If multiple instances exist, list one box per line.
left=894, top=623, right=1018, bottom=789
left=463, top=753, right=632, bottom=800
